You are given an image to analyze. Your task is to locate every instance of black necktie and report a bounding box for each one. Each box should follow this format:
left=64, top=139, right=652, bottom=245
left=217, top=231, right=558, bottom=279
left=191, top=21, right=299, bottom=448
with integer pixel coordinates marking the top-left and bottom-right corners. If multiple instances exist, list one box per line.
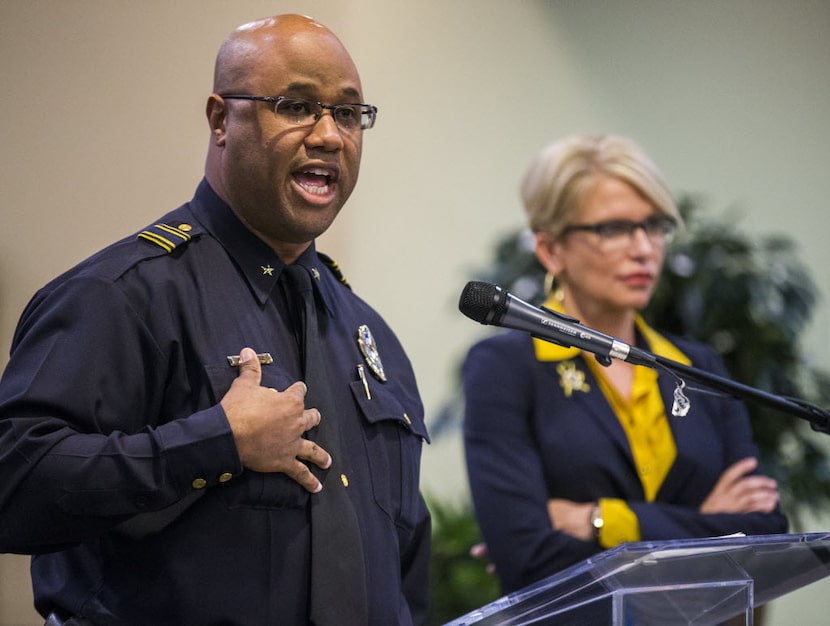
left=282, top=264, right=368, bottom=625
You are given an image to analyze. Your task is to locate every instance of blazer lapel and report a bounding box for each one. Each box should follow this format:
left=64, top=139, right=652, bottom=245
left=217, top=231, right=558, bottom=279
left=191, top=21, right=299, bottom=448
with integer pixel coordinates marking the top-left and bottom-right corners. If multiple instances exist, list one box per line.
left=655, top=372, right=697, bottom=501
left=550, top=358, right=637, bottom=468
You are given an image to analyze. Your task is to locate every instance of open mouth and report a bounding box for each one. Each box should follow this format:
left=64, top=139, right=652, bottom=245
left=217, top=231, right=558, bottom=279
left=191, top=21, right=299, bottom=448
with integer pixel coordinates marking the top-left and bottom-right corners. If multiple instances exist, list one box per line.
left=293, top=167, right=337, bottom=196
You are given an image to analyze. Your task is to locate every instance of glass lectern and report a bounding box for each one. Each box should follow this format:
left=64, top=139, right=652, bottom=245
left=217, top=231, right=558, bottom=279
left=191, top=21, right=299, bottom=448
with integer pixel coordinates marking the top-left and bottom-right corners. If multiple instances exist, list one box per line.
left=445, top=532, right=830, bottom=625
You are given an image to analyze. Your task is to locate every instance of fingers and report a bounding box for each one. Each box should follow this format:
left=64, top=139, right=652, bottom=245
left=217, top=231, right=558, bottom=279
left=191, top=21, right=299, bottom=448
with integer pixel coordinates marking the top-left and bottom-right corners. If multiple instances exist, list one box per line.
left=281, top=382, right=322, bottom=437
left=297, top=437, right=332, bottom=471
left=235, top=347, right=262, bottom=386
left=278, top=382, right=320, bottom=433
left=470, top=542, right=489, bottom=559
left=729, top=475, right=780, bottom=513
left=304, top=407, right=322, bottom=432
left=469, top=543, right=497, bottom=575
left=287, top=461, right=323, bottom=494
left=744, top=487, right=779, bottom=513
left=283, top=379, right=308, bottom=400
left=730, top=489, right=779, bottom=514
left=702, top=458, right=779, bottom=514
left=719, top=457, right=758, bottom=485
left=289, top=439, right=332, bottom=494
left=710, top=457, right=758, bottom=494
left=735, top=474, right=778, bottom=491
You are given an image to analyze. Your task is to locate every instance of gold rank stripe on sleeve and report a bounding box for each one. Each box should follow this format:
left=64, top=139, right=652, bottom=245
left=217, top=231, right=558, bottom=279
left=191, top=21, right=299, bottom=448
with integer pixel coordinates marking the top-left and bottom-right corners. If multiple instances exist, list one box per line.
left=137, top=223, right=193, bottom=253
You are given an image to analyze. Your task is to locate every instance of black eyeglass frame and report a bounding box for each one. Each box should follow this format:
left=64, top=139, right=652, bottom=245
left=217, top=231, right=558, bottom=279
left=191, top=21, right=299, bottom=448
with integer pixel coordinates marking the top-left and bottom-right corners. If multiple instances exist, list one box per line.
left=561, top=214, right=678, bottom=243
left=219, top=94, right=378, bottom=130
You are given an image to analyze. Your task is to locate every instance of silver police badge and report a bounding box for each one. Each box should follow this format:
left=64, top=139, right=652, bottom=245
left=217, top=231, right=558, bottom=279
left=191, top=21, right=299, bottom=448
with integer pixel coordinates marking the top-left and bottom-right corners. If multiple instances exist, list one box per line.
left=357, top=324, right=387, bottom=382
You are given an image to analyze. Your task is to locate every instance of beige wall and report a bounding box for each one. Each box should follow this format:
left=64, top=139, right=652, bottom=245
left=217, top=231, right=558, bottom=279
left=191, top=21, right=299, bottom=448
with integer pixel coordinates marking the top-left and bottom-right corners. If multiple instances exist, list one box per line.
left=2, top=1, right=828, bottom=624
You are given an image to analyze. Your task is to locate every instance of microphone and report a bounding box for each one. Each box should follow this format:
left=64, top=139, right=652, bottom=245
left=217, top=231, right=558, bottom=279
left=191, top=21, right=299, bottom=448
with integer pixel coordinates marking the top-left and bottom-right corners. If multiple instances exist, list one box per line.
left=458, top=281, right=657, bottom=367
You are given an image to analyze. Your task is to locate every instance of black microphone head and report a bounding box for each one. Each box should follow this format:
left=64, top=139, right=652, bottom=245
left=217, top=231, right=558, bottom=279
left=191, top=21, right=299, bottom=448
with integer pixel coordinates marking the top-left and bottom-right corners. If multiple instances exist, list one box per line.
left=458, top=281, right=509, bottom=325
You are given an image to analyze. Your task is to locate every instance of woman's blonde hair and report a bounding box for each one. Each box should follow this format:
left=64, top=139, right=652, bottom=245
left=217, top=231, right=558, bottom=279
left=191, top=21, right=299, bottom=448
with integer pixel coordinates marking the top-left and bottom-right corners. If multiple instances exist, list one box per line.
left=520, top=134, right=681, bottom=237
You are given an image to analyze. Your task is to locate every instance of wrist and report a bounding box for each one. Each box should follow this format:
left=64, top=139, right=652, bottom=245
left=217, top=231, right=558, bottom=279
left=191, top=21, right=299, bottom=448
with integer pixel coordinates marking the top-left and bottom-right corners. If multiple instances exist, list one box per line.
left=590, top=502, right=604, bottom=543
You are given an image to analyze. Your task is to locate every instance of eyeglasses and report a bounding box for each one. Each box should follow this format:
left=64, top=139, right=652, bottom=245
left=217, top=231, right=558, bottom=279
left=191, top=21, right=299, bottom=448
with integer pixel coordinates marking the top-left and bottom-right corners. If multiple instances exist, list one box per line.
left=562, top=214, right=678, bottom=249
left=219, top=95, right=378, bottom=131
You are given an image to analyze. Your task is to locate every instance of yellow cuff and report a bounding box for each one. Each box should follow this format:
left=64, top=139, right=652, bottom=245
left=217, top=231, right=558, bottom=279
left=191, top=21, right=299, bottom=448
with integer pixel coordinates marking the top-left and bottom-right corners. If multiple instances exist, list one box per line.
left=597, top=498, right=641, bottom=548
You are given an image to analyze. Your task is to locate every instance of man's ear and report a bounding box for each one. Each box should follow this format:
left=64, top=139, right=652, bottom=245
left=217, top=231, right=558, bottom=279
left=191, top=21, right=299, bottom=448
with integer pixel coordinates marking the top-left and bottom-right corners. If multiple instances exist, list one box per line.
left=206, top=94, right=227, bottom=145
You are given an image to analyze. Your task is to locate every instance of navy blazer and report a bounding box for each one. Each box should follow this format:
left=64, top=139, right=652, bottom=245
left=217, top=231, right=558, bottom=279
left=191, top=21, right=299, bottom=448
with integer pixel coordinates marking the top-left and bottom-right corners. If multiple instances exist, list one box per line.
left=463, top=328, right=788, bottom=594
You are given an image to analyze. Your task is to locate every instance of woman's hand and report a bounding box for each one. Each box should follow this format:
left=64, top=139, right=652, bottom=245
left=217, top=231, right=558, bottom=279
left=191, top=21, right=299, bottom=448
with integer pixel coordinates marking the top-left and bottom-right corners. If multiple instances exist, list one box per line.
left=547, top=498, right=595, bottom=541
left=699, top=457, right=779, bottom=514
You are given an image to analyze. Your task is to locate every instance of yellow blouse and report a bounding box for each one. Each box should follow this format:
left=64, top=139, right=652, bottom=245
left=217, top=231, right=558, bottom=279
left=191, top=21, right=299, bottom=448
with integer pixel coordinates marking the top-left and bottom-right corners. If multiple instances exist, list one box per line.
left=533, top=297, right=691, bottom=548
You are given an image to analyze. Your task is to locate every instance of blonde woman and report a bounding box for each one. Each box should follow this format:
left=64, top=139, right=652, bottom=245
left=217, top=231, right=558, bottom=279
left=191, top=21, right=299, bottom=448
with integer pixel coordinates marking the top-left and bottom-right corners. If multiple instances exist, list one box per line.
left=462, top=134, right=787, bottom=594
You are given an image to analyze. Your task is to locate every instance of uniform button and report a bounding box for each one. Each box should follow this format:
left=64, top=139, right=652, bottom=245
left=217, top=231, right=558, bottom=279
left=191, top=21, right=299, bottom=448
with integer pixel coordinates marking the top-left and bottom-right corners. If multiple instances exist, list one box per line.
left=192, top=478, right=207, bottom=490
left=403, top=412, right=412, bottom=425
left=178, top=223, right=193, bottom=232
left=218, top=472, right=233, bottom=483
left=340, top=474, right=349, bottom=487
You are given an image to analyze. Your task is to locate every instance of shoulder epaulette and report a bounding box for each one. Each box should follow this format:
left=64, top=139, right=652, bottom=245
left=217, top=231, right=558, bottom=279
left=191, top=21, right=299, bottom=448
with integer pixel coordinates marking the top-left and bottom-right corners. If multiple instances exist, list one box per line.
left=318, top=252, right=351, bottom=290
left=137, top=223, right=193, bottom=253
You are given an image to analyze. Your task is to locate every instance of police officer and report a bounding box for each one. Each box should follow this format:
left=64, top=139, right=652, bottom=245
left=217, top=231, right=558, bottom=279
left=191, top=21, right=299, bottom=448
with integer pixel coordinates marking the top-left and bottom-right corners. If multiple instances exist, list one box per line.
left=0, top=14, right=430, bottom=625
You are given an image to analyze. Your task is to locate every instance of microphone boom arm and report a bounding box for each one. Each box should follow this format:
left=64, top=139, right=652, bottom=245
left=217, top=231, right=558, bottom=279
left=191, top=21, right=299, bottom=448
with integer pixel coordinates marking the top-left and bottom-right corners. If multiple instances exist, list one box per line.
left=459, top=280, right=830, bottom=435
left=649, top=352, right=830, bottom=434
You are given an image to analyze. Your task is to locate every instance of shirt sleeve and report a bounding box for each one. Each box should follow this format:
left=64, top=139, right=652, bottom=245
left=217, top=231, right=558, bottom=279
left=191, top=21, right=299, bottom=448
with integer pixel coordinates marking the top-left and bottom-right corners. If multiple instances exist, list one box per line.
left=0, top=274, right=242, bottom=553
left=598, top=497, right=641, bottom=548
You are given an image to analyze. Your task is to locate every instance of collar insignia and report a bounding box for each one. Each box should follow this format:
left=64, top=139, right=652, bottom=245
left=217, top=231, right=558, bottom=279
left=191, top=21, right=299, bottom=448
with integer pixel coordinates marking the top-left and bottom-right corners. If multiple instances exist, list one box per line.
left=357, top=324, right=387, bottom=382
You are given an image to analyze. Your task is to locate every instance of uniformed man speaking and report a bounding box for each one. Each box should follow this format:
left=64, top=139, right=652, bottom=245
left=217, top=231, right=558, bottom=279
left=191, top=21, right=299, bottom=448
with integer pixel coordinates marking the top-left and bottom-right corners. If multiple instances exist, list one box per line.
left=0, top=14, right=430, bottom=626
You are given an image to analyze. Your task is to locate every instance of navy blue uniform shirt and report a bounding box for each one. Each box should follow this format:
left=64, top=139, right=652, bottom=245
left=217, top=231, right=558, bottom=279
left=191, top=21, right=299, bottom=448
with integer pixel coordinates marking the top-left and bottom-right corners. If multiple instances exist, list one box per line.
left=0, top=180, right=431, bottom=625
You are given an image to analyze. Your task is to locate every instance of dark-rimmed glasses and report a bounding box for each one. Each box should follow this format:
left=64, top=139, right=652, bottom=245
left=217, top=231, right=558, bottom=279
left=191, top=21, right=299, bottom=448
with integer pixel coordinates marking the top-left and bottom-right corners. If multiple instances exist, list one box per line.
left=562, top=214, right=678, bottom=250
left=219, top=95, right=378, bottom=131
